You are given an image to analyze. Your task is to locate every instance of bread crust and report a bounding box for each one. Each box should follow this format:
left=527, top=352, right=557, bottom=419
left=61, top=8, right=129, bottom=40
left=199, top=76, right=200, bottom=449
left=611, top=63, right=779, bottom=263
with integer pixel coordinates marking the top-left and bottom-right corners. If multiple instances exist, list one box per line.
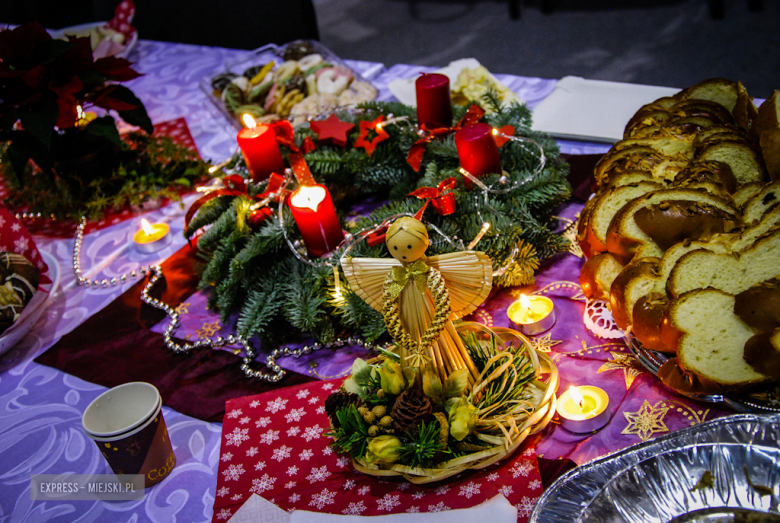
left=580, top=252, right=624, bottom=301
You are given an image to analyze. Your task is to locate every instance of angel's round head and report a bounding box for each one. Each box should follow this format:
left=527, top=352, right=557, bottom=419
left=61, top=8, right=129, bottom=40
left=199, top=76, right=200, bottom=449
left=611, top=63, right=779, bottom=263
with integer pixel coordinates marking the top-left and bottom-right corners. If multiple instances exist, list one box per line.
left=386, top=217, right=428, bottom=262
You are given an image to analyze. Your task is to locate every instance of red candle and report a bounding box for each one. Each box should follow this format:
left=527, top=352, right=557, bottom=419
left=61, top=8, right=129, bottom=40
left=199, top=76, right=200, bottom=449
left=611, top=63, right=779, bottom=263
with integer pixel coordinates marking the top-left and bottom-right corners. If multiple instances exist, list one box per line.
left=415, top=73, right=452, bottom=128
left=455, top=123, right=502, bottom=186
left=288, top=184, right=344, bottom=258
left=236, top=115, right=285, bottom=183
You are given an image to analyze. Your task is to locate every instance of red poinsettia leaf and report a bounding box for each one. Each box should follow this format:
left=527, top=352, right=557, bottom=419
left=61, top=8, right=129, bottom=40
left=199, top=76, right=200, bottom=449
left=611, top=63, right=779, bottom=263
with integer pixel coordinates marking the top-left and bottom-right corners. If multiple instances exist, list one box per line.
left=56, top=94, right=78, bottom=129
left=53, top=37, right=95, bottom=76
left=93, top=56, right=142, bottom=82
left=91, top=85, right=138, bottom=111
left=21, top=66, right=47, bottom=89
left=0, top=21, right=51, bottom=67
left=0, top=63, right=26, bottom=78
left=49, top=75, right=84, bottom=96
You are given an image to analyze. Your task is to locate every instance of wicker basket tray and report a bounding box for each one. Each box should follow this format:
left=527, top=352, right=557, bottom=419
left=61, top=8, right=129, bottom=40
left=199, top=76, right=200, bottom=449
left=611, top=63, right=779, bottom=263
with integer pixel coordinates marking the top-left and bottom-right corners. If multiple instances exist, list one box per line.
left=349, top=322, right=559, bottom=484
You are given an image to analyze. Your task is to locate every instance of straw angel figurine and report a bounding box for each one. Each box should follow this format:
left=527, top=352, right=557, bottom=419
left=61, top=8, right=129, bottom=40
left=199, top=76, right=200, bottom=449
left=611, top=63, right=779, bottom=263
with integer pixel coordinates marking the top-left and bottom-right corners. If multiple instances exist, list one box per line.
left=342, top=217, right=492, bottom=385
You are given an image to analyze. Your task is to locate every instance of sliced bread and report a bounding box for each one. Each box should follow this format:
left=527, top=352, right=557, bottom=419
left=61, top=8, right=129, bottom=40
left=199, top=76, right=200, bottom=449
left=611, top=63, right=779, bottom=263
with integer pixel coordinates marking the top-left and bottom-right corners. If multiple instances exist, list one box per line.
left=580, top=252, right=624, bottom=301
left=678, top=78, right=740, bottom=112
left=694, top=140, right=766, bottom=185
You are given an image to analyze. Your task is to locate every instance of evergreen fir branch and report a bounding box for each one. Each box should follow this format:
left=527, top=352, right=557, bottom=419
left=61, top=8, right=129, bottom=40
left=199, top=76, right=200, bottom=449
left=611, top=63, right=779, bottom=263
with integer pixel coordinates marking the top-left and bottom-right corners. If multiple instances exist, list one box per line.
left=356, top=100, right=417, bottom=119
left=185, top=195, right=234, bottom=238
left=400, top=419, right=443, bottom=468
left=236, top=286, right=282, bottom=340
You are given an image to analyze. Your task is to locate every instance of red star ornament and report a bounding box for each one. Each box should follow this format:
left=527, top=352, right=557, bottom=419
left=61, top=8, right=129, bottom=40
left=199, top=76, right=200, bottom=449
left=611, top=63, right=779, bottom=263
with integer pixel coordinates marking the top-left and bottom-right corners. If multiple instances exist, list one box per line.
left=354, top=115, right=389, bottom=156
left=310, top=114, right=355, bottom=148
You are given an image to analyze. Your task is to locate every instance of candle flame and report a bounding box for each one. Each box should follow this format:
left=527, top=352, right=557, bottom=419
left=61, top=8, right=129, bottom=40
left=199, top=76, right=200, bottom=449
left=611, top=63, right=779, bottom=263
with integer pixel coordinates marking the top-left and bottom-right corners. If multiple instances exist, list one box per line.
left=140, top=218, right=155, bottom=235
left=290, top=185, right=326, bottom=211
left=208, top=165, right=219, bottom=173
left=492, top=127, right=498, bottom=136
left=77, top=105, right=85, bottom=119
left=569, top=386, right=585, bottom=409
left=242, top=113, right=257, bottom=129
left=520, top=293, right=532, bottom=311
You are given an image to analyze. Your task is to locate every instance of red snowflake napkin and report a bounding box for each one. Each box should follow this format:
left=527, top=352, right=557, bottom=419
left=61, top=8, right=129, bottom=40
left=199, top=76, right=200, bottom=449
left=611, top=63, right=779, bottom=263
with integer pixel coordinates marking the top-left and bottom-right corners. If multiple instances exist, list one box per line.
left=105, top=0, right=136, bottom=39
left=212, top=379, right=544, bottom=522
left=0, top=206, right=49, bottom=283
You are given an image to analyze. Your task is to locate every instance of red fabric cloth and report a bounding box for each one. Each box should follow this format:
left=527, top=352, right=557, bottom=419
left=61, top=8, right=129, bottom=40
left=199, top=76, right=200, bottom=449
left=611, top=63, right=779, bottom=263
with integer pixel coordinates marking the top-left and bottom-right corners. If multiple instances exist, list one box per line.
left=35, top=243, right=316, bottom=422
left=0, top=206, right=49, bottom=283
left=0, top=117, right=200, bottom=238
left=212, top=379, right=545, bottom=522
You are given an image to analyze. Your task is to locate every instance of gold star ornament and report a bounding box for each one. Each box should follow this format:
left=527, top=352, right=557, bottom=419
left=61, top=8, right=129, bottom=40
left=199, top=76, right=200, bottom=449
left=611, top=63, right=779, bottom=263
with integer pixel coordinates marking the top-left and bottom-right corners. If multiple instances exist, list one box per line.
left=598, top=351, right=646, bottom=389
left=196, top=320, right=221, bottom=340
left=622, top=400, right=670, bottom=441
left=529, top=333, right=562, bottom=353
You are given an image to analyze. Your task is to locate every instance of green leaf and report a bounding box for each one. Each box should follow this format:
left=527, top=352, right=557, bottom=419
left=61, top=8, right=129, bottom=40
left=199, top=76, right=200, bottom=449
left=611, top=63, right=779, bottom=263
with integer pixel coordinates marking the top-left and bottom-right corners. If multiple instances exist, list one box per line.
left=174, top=177, right=191, bottom=187
left=84, top=116, right=121, bottom=145
left=18, top=95, right=59, bottom=149
left=109, top=85, right=154, bottom=134
left=443, top=369, right=469, bottom=399
left=422, top=367, right=443, bottom=401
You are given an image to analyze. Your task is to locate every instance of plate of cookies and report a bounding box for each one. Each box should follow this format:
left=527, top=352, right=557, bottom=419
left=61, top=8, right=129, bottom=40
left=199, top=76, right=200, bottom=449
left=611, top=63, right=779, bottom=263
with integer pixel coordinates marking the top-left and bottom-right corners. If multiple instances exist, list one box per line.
left=202, top=40, right=380, bottom=129
left=576, top=78, right=780, bottom=413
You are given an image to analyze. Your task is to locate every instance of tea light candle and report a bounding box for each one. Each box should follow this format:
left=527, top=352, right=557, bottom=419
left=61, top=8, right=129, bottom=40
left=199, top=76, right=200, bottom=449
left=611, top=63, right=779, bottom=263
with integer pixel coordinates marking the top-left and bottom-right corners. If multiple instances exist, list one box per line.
left=288, top=184, right=344, bottom=258
left=556, top=385, right=610, bottom=433
left=237, top=114, right=285, bottom=183
left=415, top=73, right=452, bottom=129
left=507, top=294, right=555, bottom=335
left=133, top=218, right=171, bottom=253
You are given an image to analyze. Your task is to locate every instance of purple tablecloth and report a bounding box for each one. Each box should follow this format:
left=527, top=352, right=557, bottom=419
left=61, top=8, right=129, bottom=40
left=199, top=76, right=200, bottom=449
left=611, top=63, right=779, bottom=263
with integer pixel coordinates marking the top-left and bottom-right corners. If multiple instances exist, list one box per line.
left=0, top=38, right=696, bottom=522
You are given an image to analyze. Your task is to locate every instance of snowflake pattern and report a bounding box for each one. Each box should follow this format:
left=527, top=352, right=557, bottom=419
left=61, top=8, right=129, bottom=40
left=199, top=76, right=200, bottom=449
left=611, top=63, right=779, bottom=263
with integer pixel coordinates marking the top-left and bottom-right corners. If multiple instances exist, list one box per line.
left=225, top=427, right=249, bottom=447
left=216, top=486, right=230, bottom=497
left=487, top=472, right=499, bottom=481
left=299, top=449, right=314, bottom=461
left=529, top=479, right=542, bottom=490
left=301, top=425, right=322, bottom=442
left=246, top=447, right=258, bottom=457
left=285, top=408, right=306, bottom=423
left=428, top=501, right=450, bottom=512
left=287, top=465, right=299, bottom=476
left=336, top=456, right=350, bottom=468
left=516, top=496, right=539, bottom=518
left=309, top=488, right=337, bottom=510
left=272, top=445, right=292, bottom=461
left=322, top=446, right=333, bottom=456
left=296, top=389, right=311, bottom=399
left=377, top=494, right=400, bottom=512
left=220, top=452, right=233, bottom=462
left=215, top=508, right=232, bottom=521
left=459, top=482, right=481, bottom=499
left=259, top=429, right=280, bottom=445
left=230, top=494, right=242, bottom=501
left=239, top=416, right=251, bottom=425
left=255, top=417, right=271, bottom=428
left=511, top=460, right=534, bottom=478
left=398, top=482, right=410, bottom=491
left=226, top=409, right=243, bottom=419
left=435, top=485, right=451, bottom=496
left=316, top=406, right=326, bottom=415
left=499, top=485, right=514, bottom=497
left=412, top=491, right=425, bottom=500
left=266, top=397, right=289, bottom=413
left=221, top=463, right=245, bottom=481
left=322, top=383, right=335, bottom=391
left=287, top=426, right=301, bottom=437
left=249, top=400, right=261, bottom=408
left=344, top=479, right=356, bottom=490
left=358, top=485, right=371, bottom=496
left=308, top=397, right=320, bottom=405
left=306, top=465, right=332, bottom=484
left=289, top=493, right=301, bottom=503
left=285, top=481, right=296, bottom=489
left=11, top=222, right=21, bottom=232
left=14, top=237, right=28, bottom=253
left=254, top=461, right=266, bottom=471
left=249, top=474, right=277, bottom=494
left=523, top=447, right=536, bottom=457
left=343, top=501, right=367, bottom=515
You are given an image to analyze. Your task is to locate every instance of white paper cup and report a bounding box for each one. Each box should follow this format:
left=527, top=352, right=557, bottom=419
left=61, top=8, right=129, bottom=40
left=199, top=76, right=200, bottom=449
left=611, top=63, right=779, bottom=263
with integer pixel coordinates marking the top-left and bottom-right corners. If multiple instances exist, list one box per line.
left=82, top=382, right=161, bottom=438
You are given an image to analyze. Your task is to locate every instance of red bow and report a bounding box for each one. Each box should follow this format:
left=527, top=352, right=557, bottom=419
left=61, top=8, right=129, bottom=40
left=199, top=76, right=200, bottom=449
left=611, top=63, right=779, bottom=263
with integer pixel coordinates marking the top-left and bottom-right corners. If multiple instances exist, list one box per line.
left=185, top=173, right=286, bottom=240
left=269, top=120, right=299, bottom=152
left=409, top=177, right=458, bottom=216
left=407, top=104, right=486, bottom=172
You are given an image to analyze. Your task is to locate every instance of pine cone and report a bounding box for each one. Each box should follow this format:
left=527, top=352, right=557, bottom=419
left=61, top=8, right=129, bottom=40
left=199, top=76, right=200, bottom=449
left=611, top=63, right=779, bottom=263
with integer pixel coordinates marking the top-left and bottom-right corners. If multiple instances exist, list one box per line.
left=392, top=389, right=432, bottom=434
left=324, top=391, right=363, bottom=426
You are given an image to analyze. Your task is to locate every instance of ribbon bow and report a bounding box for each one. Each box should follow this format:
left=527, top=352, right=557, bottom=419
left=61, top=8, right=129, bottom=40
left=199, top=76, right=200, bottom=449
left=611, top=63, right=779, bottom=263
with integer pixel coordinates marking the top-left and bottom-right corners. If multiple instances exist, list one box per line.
left=385, top=260, right=429, bottom=300
left=409, top=177, right=457, bottom=216
left=185, top=172, right=286, bottom=239
left=406, top=104, right=486, bottom=172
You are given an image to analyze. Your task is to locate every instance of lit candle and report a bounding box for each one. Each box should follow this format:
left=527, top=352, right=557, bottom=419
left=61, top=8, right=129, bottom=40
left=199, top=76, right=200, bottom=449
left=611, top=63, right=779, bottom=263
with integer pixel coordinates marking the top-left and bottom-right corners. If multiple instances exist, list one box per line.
left=455, top=123, right=502, bottom=188
left=415, top=73, right=453, bottom=129
left=75, top=105, right=97, bottom=128
left=237, top=114, right=286, bottom=183
left=288, top=184, right=344, bottom=258
left=556, top=385, right=610, bottom=433
left=133, top=218, right=171, bottom=253
left=507, top=294, right=556, bottom=335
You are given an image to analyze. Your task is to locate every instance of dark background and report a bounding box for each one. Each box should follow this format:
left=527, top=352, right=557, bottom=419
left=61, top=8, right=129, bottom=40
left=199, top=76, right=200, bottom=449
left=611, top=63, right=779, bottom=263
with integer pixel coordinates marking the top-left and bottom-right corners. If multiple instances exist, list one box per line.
left=2, top=0, right=777, bottom=98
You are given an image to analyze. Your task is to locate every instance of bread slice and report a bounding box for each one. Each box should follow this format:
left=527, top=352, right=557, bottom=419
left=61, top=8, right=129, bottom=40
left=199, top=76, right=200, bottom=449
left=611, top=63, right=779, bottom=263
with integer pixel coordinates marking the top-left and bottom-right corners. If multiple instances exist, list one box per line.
left=666, top=288, right=765, bottom=386
left=605, top=188, right=738, bottom=264
left=760, top=127, right=780, bottom=182
left=754, top=90, right=780, bottom=138
left=584, top=182, right=662, bottom=254
left=678, top=78, right=740, bottom=112
left=694, top=140, right=766, bottom=185
left=732, top=82, right=758, bottom=133
left=742, top=181, right=780, bottom=223
left=580, top=252, right=624, bottom=301
left=669, top=227, right=780, bottom=298
left=734, top=181, right=763, bottom=208
left=606, top=170, right=667, bottom=188
left=669, top=160, right=737, bottom=199
left=615, top=135, right=694, bottom=159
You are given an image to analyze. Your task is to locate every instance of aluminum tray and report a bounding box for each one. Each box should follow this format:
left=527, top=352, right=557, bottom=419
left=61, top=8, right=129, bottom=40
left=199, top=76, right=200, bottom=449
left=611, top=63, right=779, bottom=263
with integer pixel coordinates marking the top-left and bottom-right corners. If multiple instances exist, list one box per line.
left=200, top=40, right=383, bottom=130
left=626, top=333, right=780, bottom=414
left=530, top=414, right=780, bottom=523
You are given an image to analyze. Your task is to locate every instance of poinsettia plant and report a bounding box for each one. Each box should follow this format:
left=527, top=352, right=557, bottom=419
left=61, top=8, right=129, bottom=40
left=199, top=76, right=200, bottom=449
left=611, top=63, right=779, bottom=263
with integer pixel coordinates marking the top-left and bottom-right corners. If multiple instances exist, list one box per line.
left=0, top=21, right=153, bottom=182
